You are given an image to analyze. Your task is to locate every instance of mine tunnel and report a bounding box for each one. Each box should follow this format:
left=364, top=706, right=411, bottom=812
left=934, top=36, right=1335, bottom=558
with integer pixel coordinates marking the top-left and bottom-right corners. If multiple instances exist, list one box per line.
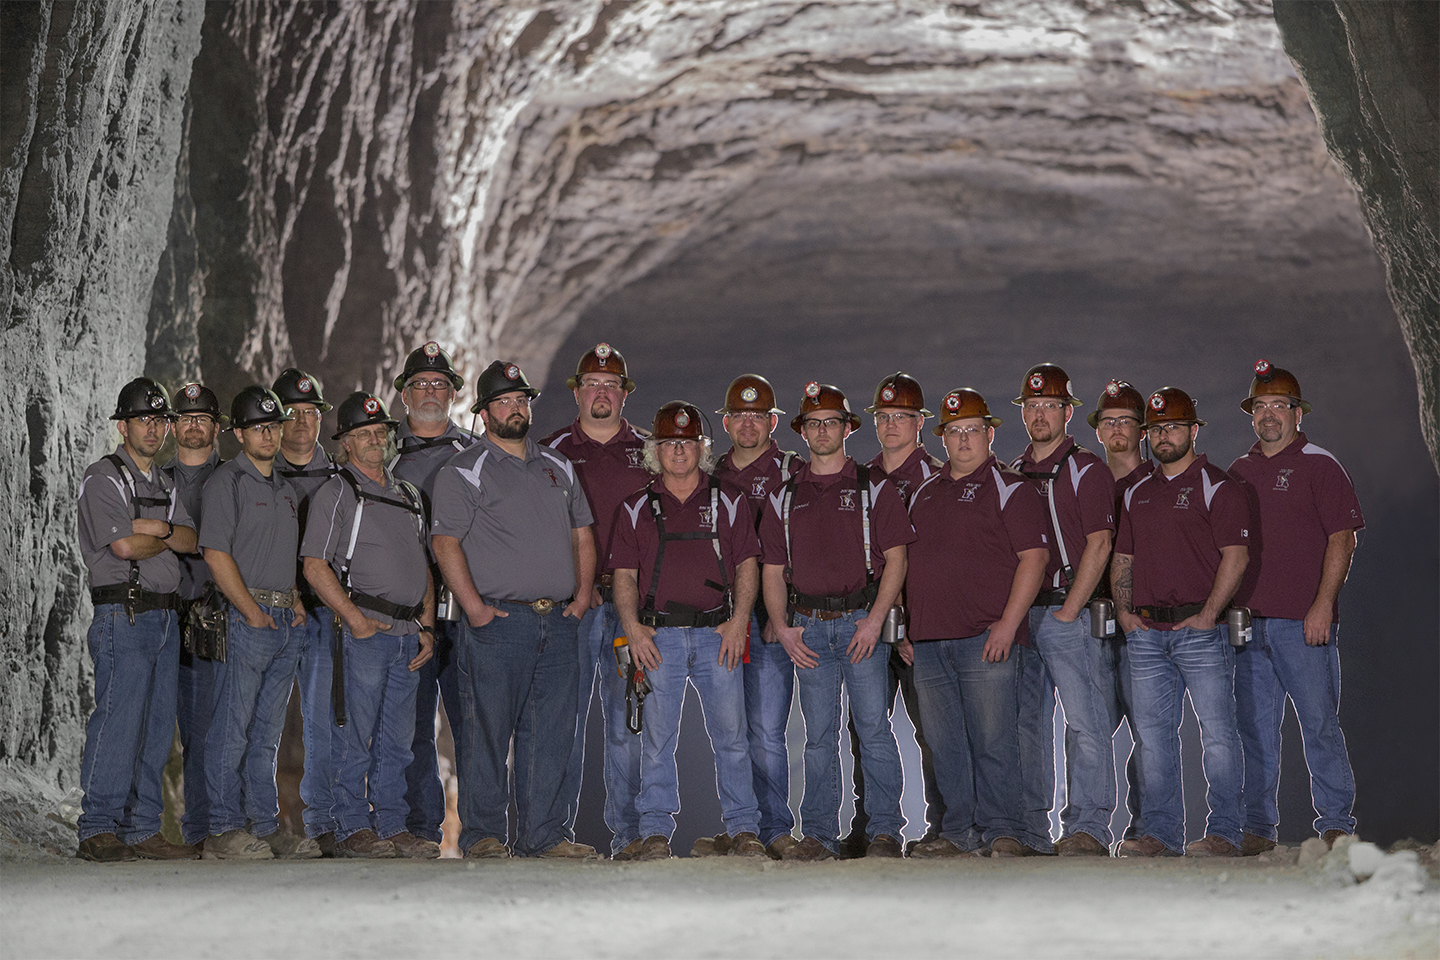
left=1, top=0, right=1435, bottom=861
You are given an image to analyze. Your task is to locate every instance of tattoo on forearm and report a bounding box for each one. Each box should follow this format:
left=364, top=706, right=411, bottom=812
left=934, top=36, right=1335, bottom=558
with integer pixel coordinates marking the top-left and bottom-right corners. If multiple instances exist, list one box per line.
left=1112, top=555, right=1133, bottom=612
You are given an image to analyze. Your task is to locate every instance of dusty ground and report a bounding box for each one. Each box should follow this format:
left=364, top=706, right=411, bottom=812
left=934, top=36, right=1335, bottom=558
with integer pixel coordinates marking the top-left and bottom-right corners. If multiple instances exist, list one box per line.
left=3, top=847, right=1437, bottom=960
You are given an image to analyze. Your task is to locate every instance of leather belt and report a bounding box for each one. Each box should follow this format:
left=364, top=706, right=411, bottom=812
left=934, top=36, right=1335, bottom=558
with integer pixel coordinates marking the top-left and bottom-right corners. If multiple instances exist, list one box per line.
left=90, top=585, right=178, bottom=613
left=249, top=587, right=299, bottom=608
left=639, top=607, right=729, bottom=628
left=351, top=592, right=424, bottom=623
left=491, top=597, right=571, bottom=616
left=1135, top=603, right=1209, bottom=624
left=791, top=605, right=854, bottom=621
left=1032, top=588, right=1068, bottom=607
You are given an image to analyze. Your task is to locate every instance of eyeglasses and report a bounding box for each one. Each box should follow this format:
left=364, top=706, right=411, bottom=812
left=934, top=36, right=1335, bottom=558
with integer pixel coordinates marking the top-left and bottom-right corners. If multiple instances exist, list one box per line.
left=874, top=412, right=919, bottom=425
left=1251, top=399, right=1297, bottom=414
left=490, top=396, right=531, bottom=411
left=1022, top=400, right=1064, bottom=413
left=1097, top=416, right=1140, bottom=430
left=244, top=423, right=282, bottom=436
left=578, top=378, right=623, bottom=393
left=943, top=424, right=987, bottom=438
left=176, top=415, right=215, bottom=427
left=287, top=408, right=323, bottom=421
left=658, top=439, right=698, bottom=451
left=346, top=427, right=391, bottom=444
left=802, top=417, right=846, bottom=431
left=130, top=415, right=170, bottom=428
left=726, top=412, right=769, bottom=424
left=406, top=378, right=453, bottom=393
left=1146, top=422, right=1192, bottom=438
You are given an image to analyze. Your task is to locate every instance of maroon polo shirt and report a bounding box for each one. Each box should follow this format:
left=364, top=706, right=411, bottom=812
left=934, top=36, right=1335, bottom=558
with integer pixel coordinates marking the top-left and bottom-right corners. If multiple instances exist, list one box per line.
left=906, top=456, right=1049, bottom=643
left=1013, top=437, right=1115, bottom=590
left=1115, top=455, right=1250, bottom=631
left=1114, top=459, right=1153, bottom=513
left=542, top=417, right=650, bottom=562
left=868, top=446, right=945, bottom=508
left=608, top=474, right=760, bottom=613
left=759, top=457, right=917, bottom=599
left=714, top=440, right=803, bottom=528
left=1229, top=433, right=1364, bottom=622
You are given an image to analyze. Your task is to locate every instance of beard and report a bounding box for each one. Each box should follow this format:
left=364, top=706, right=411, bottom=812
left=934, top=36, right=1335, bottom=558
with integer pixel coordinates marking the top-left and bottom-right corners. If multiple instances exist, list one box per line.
left=1026, top=419, right=1058, bottom=444
left=1153, top=432, right=1193, bottom=464
left=408, top=400, right=449, bottom=424
left=1105, top=433, right=1136, bottom=455
left=587, top=398, right=614, bottom=421
left=490, top=413, right=531, bottom=440
left=1255, top=417, right=1284, bottom=443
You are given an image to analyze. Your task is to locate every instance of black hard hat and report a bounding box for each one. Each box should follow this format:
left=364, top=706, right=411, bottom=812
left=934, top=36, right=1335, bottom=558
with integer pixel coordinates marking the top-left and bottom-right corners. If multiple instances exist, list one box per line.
left=271, top=367, right=331, bottom=413
left=470, top=360, right=539, bottom=413
left=173, top=383, right=227, bottom=425
left=111, top=377, right=174, bottom=421
left=230, top=385, right=293, bottom=429
left=394, top=341, right=464, bottom=392
left=332, top=391, right=400, bottom=440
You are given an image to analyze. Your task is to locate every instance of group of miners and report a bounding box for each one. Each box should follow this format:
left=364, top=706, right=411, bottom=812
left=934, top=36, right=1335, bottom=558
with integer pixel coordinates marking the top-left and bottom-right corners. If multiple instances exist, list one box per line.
left=74, top=342, right=1363, bottom=866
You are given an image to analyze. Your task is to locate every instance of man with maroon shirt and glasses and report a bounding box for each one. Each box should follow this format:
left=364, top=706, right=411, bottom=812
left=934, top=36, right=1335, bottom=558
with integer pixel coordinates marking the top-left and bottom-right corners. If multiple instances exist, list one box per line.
left=542, top=343, right=651, bottom=860
left=906, top=389, right=1048, bottom=859
left=1112, top=387, right=1249, bottom=858
left=1228, top=361, right=1362, bottom=854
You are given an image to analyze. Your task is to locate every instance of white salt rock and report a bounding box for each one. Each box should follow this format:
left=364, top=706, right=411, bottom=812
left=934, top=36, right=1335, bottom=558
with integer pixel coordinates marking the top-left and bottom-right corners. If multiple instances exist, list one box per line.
left=1348, top=841, right=1387, bottom=880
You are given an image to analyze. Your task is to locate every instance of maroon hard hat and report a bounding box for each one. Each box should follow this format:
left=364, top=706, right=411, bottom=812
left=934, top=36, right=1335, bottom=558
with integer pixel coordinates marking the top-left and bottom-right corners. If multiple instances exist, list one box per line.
left=1144, top=387, right=1206, bottom=428
left=1241, top=359, right=1311, bottom=414
left=865, top=372, right=931, bottom=417
left=1013, top=363, right=1082, bottom=407
left=565, top=342, right=635, bottom=393
left=790, top=382, right=861, bottom=435
left=717, top=374, right=783, bottom=415
left=652, top=401, right=706, bottom=441
left=932, top=388, right=1002, bottom=436
left=1086, top=380, right=1146, bottom=429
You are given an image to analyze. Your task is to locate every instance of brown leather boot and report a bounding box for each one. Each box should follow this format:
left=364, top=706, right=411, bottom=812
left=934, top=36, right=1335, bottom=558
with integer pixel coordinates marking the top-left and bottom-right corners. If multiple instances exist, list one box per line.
left=76, top=833, right=136, bottom=863
left=337, top=829, right=398, bottom=859
left=131, top=833, right=200, bottom=860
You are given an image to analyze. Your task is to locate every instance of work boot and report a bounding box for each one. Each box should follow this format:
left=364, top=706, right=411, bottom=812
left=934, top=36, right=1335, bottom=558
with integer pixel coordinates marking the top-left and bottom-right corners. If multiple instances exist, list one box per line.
left=1322, top=829, right=1354, bottom=849
left=690, top=833, right=731, bottom=857
left=908, top=837, right=977, bottom=860
left=539, top=839, right=600, bottom=860
left=203, top=829, right=273, bottom=860
left=989, top=837, right=1025, bottom=858
left=465, top=837, right=511, bottom=859
left=865, top=834, right=904, bottom=858
left=1240, top=832, right=1276, bottom=857
left=76, top=833, right=136, bottom=863
left=904, top=831, right=939, bottom=857
left=388, top=831, right=441, bottom=859
left=611, top=838, right=645, bottom=862
left=260, top=829, right=322, bottom=860
left=765, top=835, right=798, bottom=860
left=729, top=832, right=767, bottom=858
left=1117, top=835, right=1179, bottom=858
left=131, top=832, right=200, bottom=860
left=314, top=832, right=338, bottom=858
left=837, top=828, right=868, bottom=860
left=337, top=829, right=398, bottom=859
left=1054, top=832, right=1109, bottom=857
left=1186, top=835, right=1239, bottom=858
left=637, top=835, right=672, bottom=862
left=782, top=836, right=835, bottom=862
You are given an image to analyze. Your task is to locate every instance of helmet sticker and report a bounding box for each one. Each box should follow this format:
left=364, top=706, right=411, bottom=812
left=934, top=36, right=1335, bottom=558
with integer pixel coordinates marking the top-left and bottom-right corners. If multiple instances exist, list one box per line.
left=424, top=341, right=440, bottom=357
left=595, top=343, right=612, bottom=359
left=149, top=394, right=164, bottom=409
left=881, top=386, right=896, bottom=402
left=1254, top=359, right=1270, bottom=375
left=1029, top=373, right=1045, bottom=392
left=505, top=364, right=520, bottom=380
left=185, top=384, right=200, bottom=400
left=740, top=386, right=758, bottom=403
left=261, top=397, right=277, bottom=413
left=1065, top=380, right=1073, bottom=397
left=1105, top=381, right=1120, bottom=397
left=945, top=394, right=961, bottom=412
left=674, top=410, right=690, bottom=428
left=805, top=381, right=820, bottom=398
left=298, top=378, right=313, bottom=393
left=1149, top=394, right=1165, bottom=411
left=364, top=397, right=380, bottom=414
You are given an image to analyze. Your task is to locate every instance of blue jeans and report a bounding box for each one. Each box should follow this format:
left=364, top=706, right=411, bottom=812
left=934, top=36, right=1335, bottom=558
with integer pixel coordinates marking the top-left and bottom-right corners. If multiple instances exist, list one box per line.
left=637, top=626, right=760, bottom=840
left=1105, top=635, right=1146, bottom=841
left=1032, top=606, right=1117, bottom=846
left=1014, top=640, right=1057, bottom=852
left=455, top=604, right=579, bottom=856
left=78, top=606, right=180, bottom=843
left=912, top=633, right=1026, bottom=850
left=744, top=616, right=796, bottom=846
left=848, top=646, right=945, bottom=842
left=403, top=618, right=463, bottom=843
left=1235, top=618, right=1355, bottom=839
left=296, top=607, right=337, bottom=838
left=205, top=605, right=301, bottom=836
left=177, top=647, right=221, bottom=844
left=560, top=602, right=641, bottom=854
left=793, top=611, right=906, bottom=848
left=335, top=629, right=420, bottom=840
left=1127, top=625, right=1243, bottom=852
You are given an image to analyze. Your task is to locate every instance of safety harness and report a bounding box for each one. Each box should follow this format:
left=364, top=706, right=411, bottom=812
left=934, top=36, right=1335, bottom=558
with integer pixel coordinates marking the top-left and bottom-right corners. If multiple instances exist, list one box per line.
left=91, top=455, right=179, bottom=624
left=638, top=475, right=732, bottom=628
left=780, top=464, right=879, bottom=614
left=1015, top=443, right=1083, bottom=605
left=333, top=469, right=428, bottom=624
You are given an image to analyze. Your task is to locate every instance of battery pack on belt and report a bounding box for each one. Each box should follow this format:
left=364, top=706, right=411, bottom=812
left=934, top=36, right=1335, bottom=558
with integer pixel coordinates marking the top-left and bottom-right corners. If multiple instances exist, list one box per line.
left=639, top=606, right=729, bottom=629
left=350, top=592, right=424, bottom=624
left=90, top=585, right=179, bottom=613
left=1135, top=603, right=1212, bottom=624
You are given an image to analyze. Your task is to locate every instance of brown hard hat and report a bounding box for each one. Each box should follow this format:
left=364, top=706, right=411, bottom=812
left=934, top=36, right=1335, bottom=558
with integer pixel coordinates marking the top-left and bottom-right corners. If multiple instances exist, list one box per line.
left=565, top=342, right=635, bottom=393
left=933, top=388, right=1002, bottom=435
left=790, top=382, right=861, bottom=435
left=865, top=372, right=932, bottom=417
left=1241, top=359, right=1311, bottom=414
left=653, top=400, right=707, bottom=441
left=1013, top=363, right=1082, bottom=407
left=1086, top=380, right=1146, bottom=429
left=1144, top=387, right=1206, bottom=428
left=717, top=374, right=783, bottom=415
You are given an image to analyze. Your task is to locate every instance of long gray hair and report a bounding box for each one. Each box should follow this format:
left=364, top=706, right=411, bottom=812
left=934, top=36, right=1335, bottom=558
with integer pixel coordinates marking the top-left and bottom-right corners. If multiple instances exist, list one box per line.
left=641, top=436, right=715, bottom=475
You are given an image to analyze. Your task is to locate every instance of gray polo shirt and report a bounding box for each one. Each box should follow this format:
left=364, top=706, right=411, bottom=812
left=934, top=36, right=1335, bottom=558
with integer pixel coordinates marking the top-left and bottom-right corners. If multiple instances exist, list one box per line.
left=199, top=455, right=300, bottom=592
left=78, top=447, right=191, bottom=593
left=392, top=418, right=479, bottom=501
left=277, top=442, right=339, bottom=508
left=431, top=434, right=593, bottom=602
left=164, top=448, right=221, bottom=600
left=301, top=464, right=430, bottom=635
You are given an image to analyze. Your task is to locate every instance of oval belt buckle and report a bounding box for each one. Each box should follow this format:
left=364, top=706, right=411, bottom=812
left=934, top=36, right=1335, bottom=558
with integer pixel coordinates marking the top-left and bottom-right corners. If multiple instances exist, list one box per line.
left=532, top=598, right=553, bottom=615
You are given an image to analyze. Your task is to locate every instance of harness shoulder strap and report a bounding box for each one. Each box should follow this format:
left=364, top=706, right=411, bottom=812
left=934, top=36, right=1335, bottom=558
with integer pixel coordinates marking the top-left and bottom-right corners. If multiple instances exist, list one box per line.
left=856, top=465, right=874, bottom=582
left=1017, top=445, right=1081, bottom=587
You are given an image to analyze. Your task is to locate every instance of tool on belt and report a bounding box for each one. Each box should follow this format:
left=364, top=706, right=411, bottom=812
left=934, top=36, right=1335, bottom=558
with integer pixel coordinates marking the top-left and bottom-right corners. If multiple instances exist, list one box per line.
left=183, top=582, right=229, bottom=661
left=613, top=635, right=651, bottom=734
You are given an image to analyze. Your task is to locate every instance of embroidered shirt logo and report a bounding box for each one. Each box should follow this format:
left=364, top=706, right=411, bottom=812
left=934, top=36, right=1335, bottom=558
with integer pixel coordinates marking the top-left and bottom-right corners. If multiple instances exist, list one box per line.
left=1274, top=469, right=1293, bottom=491
left=626, top=448, right=643, bottom=468
left=960, top=482, right=980, bottom=502
left=751, top=477, right=768, bottom=497
left=1175, top=487, right=1192, bottom=509
left=838, top=489, right=857, bottom=511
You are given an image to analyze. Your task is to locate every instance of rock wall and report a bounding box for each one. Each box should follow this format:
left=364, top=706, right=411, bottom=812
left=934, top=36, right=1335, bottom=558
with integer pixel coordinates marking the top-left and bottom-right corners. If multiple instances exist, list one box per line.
left=1274, top=0, right=1440, bottom=467
left=1, top=0, right=203, bottom=779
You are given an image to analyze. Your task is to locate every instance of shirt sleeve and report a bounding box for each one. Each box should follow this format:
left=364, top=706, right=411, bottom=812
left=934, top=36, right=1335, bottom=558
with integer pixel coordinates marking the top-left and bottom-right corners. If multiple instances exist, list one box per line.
left=299, top=477, right=348, bottom=563
left=870, top=479, right=918, bottom=556
left=1076, top=457, right=1117, bottom=535
left=1209, top=479, right=1251, bottom=550
left=606, top=495, right=644, bottom=572
left=429, top=457, right=479, bottom=540
left=724, top=491, right=761, bottom=567
left=758, top=488, right=788, bottom=566
left=568, top=476, right=595, bottom=529
left=77, top=464, right=132, bottom=551
left=1003, top=481, right=1050, bottom=554
left=1115, top=499, right=1135, bottom=556
left=1316, top=458, right=1365, bottom=535
left=198, top=469, right=239, bottom=554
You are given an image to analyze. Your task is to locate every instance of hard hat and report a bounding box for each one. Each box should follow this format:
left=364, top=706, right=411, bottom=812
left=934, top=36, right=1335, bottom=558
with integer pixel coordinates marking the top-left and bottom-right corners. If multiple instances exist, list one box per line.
left=865, top=372, right=932, bottom=417
left=110, top=378, right=174, bottom=421
left=333, top=391, right=399, bottom=440
left=1241, top=359, right=1311, bottom=414
left=652, top=400, right=706, bottom=440
left=394, top=341, right=464, bottom=392
left=1085, top=379, right=1146, bottom=429
left=717, top=374, right=783, bottom=415
left=1013, top=363, right=1082, bottom=407
left=1144, top=387, right=1206, bottom=428
left=271, top=367, right=331, bottom=413
left=564, top=342, right=635, bottom=393
left=470, top=360, right=539, bottom=413
left=790, top=382, right=861, bottom=435
left=230, top=385, right=293, bottom=428
left=933, top=388, right=1002, bottom=435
